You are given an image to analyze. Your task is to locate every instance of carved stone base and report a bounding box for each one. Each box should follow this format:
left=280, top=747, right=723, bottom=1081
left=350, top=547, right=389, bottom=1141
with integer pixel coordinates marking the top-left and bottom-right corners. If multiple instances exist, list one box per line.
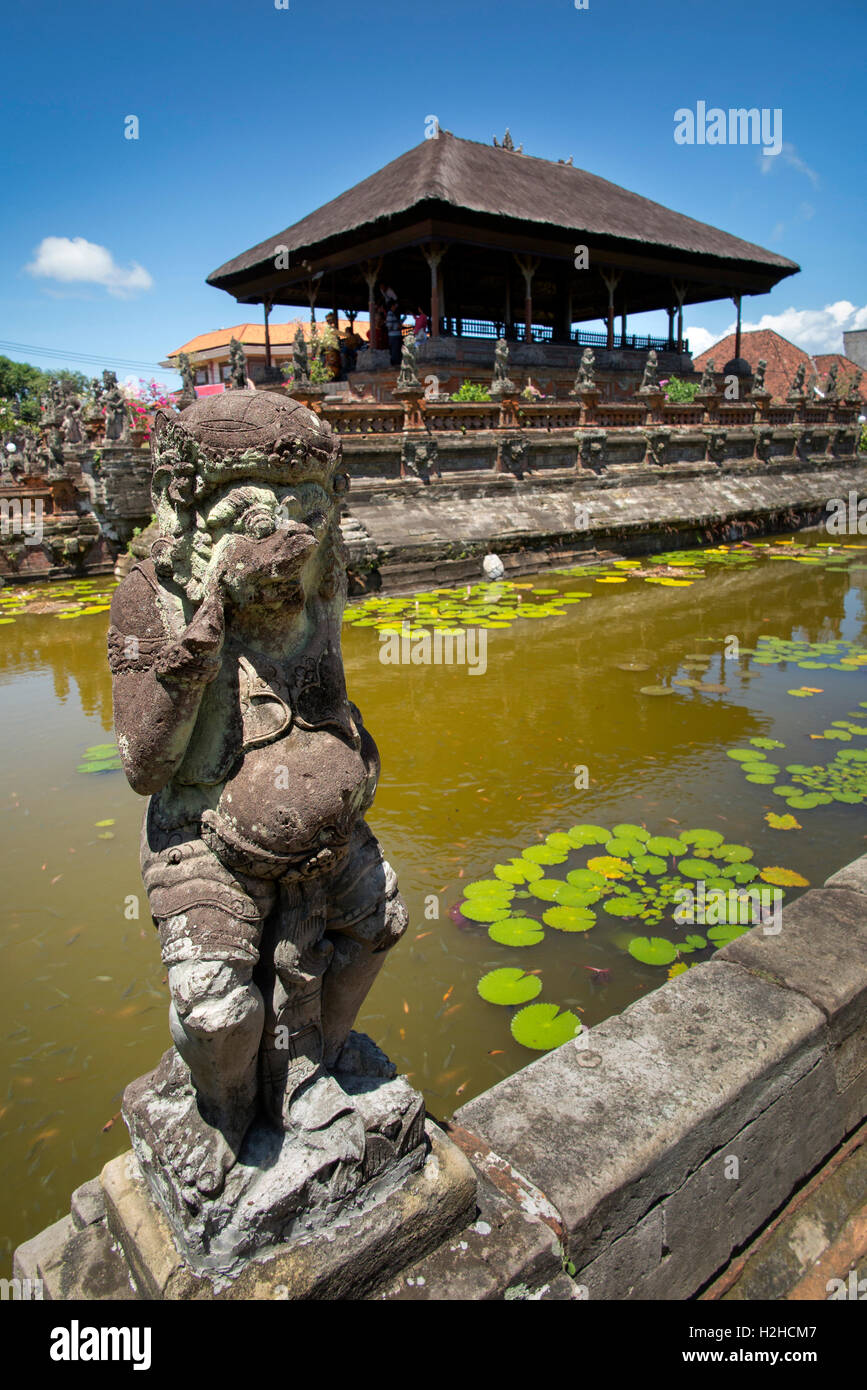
left=101, top=1121, right=477, bottom=1299
left=121, top=1033, right=430, bottom=1276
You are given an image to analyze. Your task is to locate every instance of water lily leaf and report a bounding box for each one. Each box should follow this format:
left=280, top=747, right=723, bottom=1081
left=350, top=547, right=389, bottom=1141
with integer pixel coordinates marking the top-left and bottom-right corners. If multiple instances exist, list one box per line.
left=510, top=1003, right=581, bottom=1050
left=668, top=962, right=689, bottom=978
left=683, top=933, right=707, bottom=950
left=707, top=922, right=751, bottom=944
left=759, top=866, right=810, bottom=887
left=566, top=868, right=609, bottom=889
left=603, top=895, right=645, bottom=917
left=605, top=837, right=645, bottom=858
left=494, top=860, right=544, bottom=884
left=460, top=899, right=512, bottom=923
left=765, top=812, right=801, bottom=830
left=542, top=905, right=596, bottom=932
left=631, top=854, right=667, bottom=875
left=677, top=858, right=715, bottom=879
left=628, top=936, right=678, bottom=965
left=488, top=918, right=546, bottom=947
left=522, top=844, right=568, bottom=865
left=545, top=832, right=574, bottom=850
left=639, top=685, right=676, bottom=696
left=612, top=823, right=650, bottom=842
left=645, top=835, right=684, bottom=857
left=750, top=737, right=785, bottom=749
left=720, top=863, right=760, bottom=883
left=680, top=829, right=725, bottom=849
left=528, top=879, right=593, bottom=906
left=464, top=880, right=515, bottom=899
left=719, top=844, right=754, bottom=862
left=586, top=855, right=631, bottom=878
left=477, top=968, right=542, bottom=1006
left=567, top=824, right=610, bottom=847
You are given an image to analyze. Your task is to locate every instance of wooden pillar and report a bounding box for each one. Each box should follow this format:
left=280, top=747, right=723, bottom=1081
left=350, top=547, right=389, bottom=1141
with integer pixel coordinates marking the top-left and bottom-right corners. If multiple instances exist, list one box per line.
left=671, top=281, right=687, bottom=352
left=601, top=271, right=620, bottom=351
left=733, top=294, right=742, bottom=360
left=620, top=305, right=627, bottom=347
left=515, top=255, right=539, bottom=343
left=361, top=257, right=382, bottom=347
left=421, top=243, right=446, bottom=339
left=667, top=307, right=676, bottom=347
left=505, top=273, right=511, bottom=336
left=263, top=296, right=273, bottom=370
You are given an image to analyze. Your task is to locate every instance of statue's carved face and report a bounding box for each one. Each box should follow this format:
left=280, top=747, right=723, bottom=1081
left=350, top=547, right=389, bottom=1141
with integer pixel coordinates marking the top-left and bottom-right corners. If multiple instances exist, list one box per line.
left=199, top=481, right=332, bottom=612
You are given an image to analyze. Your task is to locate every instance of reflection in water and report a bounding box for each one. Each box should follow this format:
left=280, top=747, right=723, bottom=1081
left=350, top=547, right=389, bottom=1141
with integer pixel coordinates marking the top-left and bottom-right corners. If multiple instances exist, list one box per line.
left=0, top=537, right=865, bottom=1267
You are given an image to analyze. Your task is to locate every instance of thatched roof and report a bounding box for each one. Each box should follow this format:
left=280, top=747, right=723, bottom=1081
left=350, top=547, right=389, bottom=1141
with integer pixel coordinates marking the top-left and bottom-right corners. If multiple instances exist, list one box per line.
left=208, top=131, right=798, bottom=291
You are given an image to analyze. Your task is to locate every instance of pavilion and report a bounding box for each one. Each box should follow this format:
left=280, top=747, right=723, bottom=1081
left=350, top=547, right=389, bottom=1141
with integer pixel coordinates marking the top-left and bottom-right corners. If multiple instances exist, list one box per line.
left=207, top=130, right=799, bottom=377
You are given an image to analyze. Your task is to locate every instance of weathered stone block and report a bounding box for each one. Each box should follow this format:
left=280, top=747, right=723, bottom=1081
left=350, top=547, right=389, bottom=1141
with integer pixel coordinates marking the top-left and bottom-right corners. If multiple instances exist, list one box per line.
left=455, top=961, right=826, bottom=1269
left=71, top=1178, right=105, bottom=1231
left=13, top=1215, right=75, bottom=1284
left=102, top=1121, right=476, bottom=1300
left=36, top=1224, right=138, bottom=1301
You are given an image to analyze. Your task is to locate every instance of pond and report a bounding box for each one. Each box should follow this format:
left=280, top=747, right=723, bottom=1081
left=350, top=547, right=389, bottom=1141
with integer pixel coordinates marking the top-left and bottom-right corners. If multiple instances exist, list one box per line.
left=2, top=533, right=866, bottom=1267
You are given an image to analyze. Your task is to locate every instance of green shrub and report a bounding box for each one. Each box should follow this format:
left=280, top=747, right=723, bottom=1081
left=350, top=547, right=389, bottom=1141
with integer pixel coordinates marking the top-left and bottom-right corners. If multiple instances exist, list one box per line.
left=450, top=380, right=491, bottom=403
left=664, top=376, right=699, bottom=403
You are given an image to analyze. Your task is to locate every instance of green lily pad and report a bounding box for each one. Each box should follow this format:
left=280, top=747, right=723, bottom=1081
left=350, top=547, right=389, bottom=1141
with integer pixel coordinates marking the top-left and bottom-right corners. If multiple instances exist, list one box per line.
left=488, top=918, right=546, bottom=947
left=510, top=1003, right=581, bottom=1051
left=460, top=899, right=512, bottom=923
left=477, top=968, right=542, bottom=1006
left=628, top=937, right=678, bottom=965
left=541, top=905, right=596, bottom=932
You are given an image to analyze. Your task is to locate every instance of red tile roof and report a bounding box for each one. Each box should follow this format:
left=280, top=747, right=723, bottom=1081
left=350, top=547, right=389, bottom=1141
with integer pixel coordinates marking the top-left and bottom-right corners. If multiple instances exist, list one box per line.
left=693, top=330, right=867, bottom=402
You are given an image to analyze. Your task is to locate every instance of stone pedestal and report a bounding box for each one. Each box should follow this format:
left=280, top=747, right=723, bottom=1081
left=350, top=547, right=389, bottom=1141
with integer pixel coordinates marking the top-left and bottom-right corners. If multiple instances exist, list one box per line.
left=101, top=1120, right=476, bottom=1300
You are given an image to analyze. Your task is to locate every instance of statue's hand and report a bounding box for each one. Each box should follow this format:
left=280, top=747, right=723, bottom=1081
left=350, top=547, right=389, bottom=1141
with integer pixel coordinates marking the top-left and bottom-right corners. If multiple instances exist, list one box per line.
left=155, top=593, right=224, bottom=688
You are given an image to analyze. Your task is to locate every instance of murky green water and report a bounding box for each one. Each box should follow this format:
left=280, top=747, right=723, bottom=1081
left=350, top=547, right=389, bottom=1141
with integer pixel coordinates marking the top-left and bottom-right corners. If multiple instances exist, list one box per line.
left=2, top=535, right=866, bottom=1267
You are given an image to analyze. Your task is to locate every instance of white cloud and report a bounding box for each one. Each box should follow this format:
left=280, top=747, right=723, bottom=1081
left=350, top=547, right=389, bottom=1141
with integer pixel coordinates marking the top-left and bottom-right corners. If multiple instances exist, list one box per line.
left=688, top=302, right=867, bottom=358
left=683, top=324, right=720, bottom=356
left=759, top=142, right=820, bottom=187
left=25, top=236, right=153, bottom=297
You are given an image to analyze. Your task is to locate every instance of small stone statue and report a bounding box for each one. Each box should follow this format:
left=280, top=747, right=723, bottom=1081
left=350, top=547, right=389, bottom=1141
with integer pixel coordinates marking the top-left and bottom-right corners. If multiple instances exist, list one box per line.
left=824, top=363, right=838, bottom=401
left=787, top=362, right=806, bottom=399
left=699, top=359, right=716, bottom=392
left=103, top=370, right=130, bottom=444
left=396, top=334, right=421, bottom=391
left=751, top=359, right=768, bottom=394
left=638, top=349, right=659, bottom=393
left=292, top=329, right=310, bottom=386
left=572, top=347, right=596, bottom=392
left=61, top=394, right=86, bottom=445
left=228, top=337, right=248, bottom=390
left=107, top=392, right=425, bottom=1268
left=490, top=337, right=517, bottom=398
left=847, top=369, right=863, bottom=401
left=177, top=352, right=196, bottom=405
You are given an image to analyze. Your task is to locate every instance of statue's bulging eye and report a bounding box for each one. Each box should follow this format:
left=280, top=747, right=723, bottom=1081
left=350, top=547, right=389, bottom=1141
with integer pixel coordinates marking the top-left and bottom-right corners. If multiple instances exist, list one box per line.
left=242, top=506, right=276, bottom=538
left=305, top=510, right=327, bottom=534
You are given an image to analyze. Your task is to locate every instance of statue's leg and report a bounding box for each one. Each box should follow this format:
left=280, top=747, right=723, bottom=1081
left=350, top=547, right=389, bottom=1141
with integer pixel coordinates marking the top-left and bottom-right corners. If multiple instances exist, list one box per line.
left=141, top=829, right=275, bottom=1194
left=319, top=823, right=409, bottom=1070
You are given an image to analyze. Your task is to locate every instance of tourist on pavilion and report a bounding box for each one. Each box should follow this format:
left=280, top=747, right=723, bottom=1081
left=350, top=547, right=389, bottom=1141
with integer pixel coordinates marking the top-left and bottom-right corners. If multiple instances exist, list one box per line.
left=340, top=323, right=364, bottom=375
left=386, top=305, right=404, bottom=366
left=414, top=306, right=430, bottom=344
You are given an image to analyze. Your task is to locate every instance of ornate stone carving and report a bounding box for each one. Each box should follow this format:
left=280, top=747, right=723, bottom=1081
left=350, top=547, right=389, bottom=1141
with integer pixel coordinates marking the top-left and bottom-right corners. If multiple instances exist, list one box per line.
left=401, top=434, right=438, bottom=482
left=570, top=347, right=596, bottom=395
left=103, top=371, right=130, bottom=444
left=787, top=362, right=806, bottom=401
left=848, top=369, right=863, bottom=402
left=108, top=393, right=426, bottom=1271
left=490, top=338, right=517, bottom=398
left=497, top=433, right=527, bottom=477
left=638, top=349, right=660, bottom=394
left=645, top=426, right=671, bottom=466
left=751, top=359, right=769, bottom=396
left=575, top=429, right=605, bottom=473
left=177, top=352, right=197, bottom=407
left=292, top=330, right=310, bottom=386
left=823, top=363, right=839, bottom=401
left=699, top=359, right=716, bottom=393
left=396, top=335, right=421, bottom=392
left=228, top=338, right=248, bottom=390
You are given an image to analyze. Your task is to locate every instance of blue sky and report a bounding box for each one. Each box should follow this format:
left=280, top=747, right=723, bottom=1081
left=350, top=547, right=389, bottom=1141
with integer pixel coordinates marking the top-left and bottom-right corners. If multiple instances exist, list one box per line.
left=3, top=0, right=864, bottom=387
